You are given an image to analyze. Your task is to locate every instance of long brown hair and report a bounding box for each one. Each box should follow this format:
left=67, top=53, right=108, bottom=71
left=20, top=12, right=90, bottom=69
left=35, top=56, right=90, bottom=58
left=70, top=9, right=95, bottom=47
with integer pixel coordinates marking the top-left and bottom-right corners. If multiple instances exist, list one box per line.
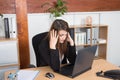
left=48, top=19, right=69, bottom=54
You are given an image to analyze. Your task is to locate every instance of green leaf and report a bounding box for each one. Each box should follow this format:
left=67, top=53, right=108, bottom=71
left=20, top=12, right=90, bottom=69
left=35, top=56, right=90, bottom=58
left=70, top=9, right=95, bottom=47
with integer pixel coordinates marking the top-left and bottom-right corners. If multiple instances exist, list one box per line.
left=0, top=13, right=3, bottom=18
left=41, top=0, right=67, bottom=17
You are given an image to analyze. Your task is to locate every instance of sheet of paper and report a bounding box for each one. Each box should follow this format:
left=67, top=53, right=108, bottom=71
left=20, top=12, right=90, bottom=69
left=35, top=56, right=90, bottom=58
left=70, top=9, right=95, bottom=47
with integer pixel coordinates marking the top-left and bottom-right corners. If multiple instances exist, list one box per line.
left=17, top=70, right=39, bottom=80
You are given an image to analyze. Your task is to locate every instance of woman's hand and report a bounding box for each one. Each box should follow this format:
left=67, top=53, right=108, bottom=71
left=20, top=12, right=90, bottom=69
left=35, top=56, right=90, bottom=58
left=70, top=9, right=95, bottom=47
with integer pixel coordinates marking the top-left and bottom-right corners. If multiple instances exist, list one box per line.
left=67, top=33, right=74, bottom=46
left=49, top=30, right=58, bottom=49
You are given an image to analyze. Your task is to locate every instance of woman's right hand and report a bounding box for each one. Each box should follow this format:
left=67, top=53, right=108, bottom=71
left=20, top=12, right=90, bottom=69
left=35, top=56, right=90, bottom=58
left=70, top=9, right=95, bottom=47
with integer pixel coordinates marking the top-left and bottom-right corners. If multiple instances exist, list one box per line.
left=49, top=29, right=58, bottom=49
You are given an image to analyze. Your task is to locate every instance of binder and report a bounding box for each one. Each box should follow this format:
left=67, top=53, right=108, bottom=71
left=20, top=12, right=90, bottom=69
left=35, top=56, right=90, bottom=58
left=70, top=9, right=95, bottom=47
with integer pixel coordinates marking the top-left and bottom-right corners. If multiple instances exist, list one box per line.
left=4, top=18, right=10, bottom=38
left=8, top=17, right=17, bottom=38
left=92, top=28, right=95, bottom=44
left=86, top=29, right=91, bottom=44
left=0, top=17, right=5, bottom=38
left=75, top=32, right=86, bottom=45
left=75, top=33, right=79, bottom=45
left=69, top=28, right=74, bottom=41
left=8, top=17, right=13, bottom=38
left=94, top=28, right=99, bottom=44
left=11, top=17, right=17, bottom=38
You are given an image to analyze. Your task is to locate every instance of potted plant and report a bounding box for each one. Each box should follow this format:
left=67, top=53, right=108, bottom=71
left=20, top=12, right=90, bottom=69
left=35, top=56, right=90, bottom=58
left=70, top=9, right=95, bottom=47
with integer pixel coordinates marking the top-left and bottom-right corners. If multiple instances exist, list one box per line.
left=0, top=13, right=3, bottom=18
left=41, top=0, right=67, bottom=18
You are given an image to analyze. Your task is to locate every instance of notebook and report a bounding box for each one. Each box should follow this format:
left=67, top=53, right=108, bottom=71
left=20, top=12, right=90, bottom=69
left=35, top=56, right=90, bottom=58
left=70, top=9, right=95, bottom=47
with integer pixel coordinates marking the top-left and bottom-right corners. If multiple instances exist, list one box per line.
left=58, top=45, right=97, bottom=78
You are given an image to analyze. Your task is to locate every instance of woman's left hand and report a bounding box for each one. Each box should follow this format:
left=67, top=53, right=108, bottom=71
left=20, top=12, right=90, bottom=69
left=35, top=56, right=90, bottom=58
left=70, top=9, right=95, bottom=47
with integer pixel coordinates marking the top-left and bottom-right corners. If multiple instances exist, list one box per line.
left=67, top=33, right=74, bottom=46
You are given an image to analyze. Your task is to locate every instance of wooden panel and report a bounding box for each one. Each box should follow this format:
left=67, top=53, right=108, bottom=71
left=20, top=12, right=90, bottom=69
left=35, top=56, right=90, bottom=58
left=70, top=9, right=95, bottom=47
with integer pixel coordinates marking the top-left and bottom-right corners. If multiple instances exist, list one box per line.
left=0, top=0, right=15, bottom=13
left=67, top=0, right=120, bottom=12
left=27, top=0, right=120, bottom=13
left=98, top=44, right=107, bottom=59
left=1, top=0, right=120, bottom=14
left=99, top=26, right=108, bottom=40
left=27, top=0, right=49, bottom=13
left=98, top=26, right=108, bottom=59
left=15, top=0, right=30, bottom=69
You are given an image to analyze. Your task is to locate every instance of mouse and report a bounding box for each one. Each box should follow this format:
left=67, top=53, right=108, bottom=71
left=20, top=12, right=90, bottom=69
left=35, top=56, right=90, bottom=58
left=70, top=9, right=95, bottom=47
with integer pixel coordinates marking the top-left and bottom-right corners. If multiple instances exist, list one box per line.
left=45, top=72, right=55, bottom=79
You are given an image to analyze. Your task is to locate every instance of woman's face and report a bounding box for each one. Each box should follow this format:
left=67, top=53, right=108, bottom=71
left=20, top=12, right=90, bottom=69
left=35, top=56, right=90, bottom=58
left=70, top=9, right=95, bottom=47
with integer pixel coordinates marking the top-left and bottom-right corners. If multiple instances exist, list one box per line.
left=58, top=30, right=68, bottom=43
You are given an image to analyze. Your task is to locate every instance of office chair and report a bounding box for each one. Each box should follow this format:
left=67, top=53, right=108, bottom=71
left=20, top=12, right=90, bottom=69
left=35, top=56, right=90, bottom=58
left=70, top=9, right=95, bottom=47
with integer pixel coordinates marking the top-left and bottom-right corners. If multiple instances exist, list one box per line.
left=32, top=32, right=48, bottom=67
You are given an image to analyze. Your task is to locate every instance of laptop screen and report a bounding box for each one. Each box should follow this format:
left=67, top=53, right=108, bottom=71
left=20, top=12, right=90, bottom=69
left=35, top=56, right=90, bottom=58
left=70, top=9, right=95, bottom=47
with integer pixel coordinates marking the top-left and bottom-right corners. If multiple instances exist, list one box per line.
left=72, top=45, right=97, bottom=77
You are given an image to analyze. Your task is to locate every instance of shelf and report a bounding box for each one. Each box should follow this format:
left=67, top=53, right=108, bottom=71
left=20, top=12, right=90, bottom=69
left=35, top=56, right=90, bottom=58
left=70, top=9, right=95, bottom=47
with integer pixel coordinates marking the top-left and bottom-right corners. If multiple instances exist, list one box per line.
left=76, top=44, right=91, bottom=46
left=76, top=43, right=107, bottom=46
left=98, top=43, right=107, bottom=45
left=70, top=24, right=108, bottom=59
left=94, top=56, right=105, bottom=60
left=0, top=38, right=18, bottom=42
left=70, top=25, right=92, bottom=28
left=70, top=24, right=108, bottom=28
left=0, top=64, right=20, bottom=69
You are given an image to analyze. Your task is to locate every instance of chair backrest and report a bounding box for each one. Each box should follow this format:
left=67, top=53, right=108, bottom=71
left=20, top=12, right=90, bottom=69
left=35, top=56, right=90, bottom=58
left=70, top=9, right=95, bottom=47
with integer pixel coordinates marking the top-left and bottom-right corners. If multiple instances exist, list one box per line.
left=32, top=32, right=48, bottom=67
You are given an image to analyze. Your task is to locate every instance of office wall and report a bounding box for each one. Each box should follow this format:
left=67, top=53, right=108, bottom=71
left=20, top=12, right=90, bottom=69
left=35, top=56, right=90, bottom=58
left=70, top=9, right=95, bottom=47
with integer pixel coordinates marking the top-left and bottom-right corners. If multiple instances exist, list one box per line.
left=100, top=12, right=120, bottom=66
left=28, top=13, right=50, bottom=65
left=28, top=11, right=120, bottom=66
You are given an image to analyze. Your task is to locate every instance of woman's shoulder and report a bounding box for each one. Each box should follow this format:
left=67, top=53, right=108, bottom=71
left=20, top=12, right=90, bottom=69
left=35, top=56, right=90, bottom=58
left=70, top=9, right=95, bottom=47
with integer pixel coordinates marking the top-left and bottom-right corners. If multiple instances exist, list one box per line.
left=39, top=38, right=49, bottom=47
left=40, top=37, right=49, bottom=43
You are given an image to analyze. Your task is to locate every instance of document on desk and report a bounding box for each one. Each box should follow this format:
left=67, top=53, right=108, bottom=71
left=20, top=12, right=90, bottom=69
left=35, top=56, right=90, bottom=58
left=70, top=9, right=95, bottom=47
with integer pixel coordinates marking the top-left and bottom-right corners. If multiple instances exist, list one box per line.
left=17, top=70, right=39, bottom=80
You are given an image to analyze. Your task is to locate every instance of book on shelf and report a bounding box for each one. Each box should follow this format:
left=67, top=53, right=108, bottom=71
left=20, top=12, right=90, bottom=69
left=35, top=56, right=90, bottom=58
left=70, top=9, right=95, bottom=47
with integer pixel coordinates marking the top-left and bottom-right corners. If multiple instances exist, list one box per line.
left=4, top=18, right=10, bottom=38
left=86, top=28, right=91, bottom=44
left=92, top=28, right=99, bottom=44
left=75, top=32, right=86, bottom=45
left=94, top=27, right=99, bottom=44
left=2, top=17, right=17, bottom=39
left=8, top=17, right=17, bottom=38
left=75, top=33, right=79, bottom=45
left=0, top=17, right=5, bottom=38
left=69, top=28, right=74, bottom=41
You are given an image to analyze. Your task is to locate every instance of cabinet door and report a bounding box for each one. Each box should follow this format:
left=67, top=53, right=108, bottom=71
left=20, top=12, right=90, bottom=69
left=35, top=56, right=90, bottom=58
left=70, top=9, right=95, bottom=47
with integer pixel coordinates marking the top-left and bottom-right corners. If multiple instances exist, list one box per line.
left=0, top=40, right=18, bottom=66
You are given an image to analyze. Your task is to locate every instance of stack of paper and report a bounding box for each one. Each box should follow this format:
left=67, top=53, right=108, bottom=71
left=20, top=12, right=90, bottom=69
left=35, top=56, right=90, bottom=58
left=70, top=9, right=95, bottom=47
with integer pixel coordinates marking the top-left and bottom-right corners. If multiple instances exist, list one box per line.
left=17, top=70, right=39, bottom=80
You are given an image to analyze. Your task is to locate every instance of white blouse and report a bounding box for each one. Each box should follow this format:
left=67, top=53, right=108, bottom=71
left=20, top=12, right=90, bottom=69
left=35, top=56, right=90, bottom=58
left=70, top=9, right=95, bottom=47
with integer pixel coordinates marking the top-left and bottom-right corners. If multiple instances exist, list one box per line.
left=59, top=52, right=64, bottom=64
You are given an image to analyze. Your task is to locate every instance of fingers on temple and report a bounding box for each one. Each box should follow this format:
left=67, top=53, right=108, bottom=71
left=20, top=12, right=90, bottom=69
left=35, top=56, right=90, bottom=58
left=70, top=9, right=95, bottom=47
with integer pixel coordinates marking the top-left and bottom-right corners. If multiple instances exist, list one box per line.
left=54, top=30, right=58, bottom=38
left=51, top=29, right=58, bottom=37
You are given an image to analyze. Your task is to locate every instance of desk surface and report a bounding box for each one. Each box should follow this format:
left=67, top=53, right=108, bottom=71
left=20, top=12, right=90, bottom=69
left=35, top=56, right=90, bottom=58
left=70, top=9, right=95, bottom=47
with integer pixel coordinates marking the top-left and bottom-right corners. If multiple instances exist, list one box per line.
left=5, top=59, right=120, bottom=80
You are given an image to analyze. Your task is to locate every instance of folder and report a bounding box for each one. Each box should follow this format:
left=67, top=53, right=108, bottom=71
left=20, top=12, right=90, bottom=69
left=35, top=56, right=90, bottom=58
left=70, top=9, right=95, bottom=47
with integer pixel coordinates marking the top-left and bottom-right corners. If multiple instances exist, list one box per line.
left=17, top=70, right=40, bottom=80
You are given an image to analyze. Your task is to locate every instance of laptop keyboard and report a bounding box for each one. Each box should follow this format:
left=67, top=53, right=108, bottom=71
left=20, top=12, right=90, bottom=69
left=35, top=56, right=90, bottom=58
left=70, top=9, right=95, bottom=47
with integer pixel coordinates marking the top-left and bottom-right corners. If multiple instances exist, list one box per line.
left=59, top=64, right=74, bottom=76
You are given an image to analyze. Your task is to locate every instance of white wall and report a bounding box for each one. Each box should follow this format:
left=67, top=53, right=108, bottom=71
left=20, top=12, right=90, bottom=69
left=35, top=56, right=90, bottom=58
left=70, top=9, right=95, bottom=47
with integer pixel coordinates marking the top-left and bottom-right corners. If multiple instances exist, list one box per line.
left=28, top=13, right=51, bottom=65
left=100, top=12, right=120, bottom=66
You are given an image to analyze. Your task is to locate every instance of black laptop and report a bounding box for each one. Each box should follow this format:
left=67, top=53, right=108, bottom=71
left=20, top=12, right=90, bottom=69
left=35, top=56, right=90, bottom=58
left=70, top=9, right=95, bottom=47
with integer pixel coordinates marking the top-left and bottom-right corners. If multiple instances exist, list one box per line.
left=58, top=45, right=97, bottom=78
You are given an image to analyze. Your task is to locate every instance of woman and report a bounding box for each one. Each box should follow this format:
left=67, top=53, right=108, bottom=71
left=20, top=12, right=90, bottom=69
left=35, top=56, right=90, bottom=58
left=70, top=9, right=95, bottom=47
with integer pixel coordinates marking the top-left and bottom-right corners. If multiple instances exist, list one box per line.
left=38, top=19, right=76, bottom=72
